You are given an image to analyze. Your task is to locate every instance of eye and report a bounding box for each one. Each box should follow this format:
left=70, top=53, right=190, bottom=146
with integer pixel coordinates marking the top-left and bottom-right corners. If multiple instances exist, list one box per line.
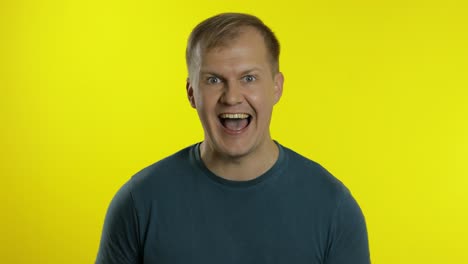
left=243, top=75, right=256, bottom=82
left=207, top=76, right=221, bottom=84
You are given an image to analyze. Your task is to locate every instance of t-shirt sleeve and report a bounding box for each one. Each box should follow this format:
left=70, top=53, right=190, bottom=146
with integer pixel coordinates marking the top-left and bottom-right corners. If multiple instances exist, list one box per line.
left=325, top=190, right=371, bottom=264
left=95, top=182, right=141, bottom=264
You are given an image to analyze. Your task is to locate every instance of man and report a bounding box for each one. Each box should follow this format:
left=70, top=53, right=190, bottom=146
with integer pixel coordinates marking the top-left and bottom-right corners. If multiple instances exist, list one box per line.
left=96, top=13, right=370, bottom=264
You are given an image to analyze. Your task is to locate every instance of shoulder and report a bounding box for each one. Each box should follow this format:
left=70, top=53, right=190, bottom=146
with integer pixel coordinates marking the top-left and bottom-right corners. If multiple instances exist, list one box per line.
left=279, top=144, right=368, bottom=241
left=123, top=144, right=197, bottom=201
left=280, top=144, right=352, bottom=204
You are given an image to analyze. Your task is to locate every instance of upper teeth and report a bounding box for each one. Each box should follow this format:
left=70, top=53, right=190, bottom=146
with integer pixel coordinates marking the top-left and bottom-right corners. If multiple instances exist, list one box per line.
left=219, top=113, right=250, bottom=119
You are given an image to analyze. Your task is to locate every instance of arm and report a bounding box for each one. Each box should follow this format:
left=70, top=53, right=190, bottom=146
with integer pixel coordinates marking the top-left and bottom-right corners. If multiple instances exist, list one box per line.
left=325, top=191, right=371, bottom=264
left=95, top=182, right=141, bottom=264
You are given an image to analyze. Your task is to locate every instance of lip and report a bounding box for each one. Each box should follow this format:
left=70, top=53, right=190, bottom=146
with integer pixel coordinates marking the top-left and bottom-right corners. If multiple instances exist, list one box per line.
left=217, top=114, right=252, bottom=135
left=218, top=112, right=251, bottom=118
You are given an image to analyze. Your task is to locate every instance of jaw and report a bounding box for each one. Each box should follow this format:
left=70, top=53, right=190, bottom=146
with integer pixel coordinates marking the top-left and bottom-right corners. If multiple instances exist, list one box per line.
left=202, top=114, right=275, bottom=161
left=200, top=122, right=278, bottom=181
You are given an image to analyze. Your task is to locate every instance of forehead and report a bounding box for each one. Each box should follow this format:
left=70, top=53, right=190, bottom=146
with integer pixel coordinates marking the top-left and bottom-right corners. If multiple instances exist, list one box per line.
left=199, top=28, right=270, bottom=73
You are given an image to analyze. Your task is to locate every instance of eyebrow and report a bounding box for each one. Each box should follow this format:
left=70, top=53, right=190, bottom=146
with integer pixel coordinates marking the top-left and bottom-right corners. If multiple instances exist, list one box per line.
left=240, top=68, right=262, bottom=75
left=200, top=67, right=263, bottom=76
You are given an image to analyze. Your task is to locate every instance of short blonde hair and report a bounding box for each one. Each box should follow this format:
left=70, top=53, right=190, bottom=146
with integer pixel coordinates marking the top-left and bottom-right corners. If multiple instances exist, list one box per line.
left=186, top=13, right=280, bottom=79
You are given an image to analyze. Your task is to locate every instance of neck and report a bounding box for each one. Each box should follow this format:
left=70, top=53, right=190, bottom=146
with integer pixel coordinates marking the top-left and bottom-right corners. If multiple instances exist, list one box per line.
left=200, top=140, right=279, bottom=181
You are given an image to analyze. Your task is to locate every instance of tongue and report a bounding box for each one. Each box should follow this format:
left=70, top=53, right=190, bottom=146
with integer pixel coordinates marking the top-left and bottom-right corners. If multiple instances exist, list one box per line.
left=223, top=118, right=249, bottom=131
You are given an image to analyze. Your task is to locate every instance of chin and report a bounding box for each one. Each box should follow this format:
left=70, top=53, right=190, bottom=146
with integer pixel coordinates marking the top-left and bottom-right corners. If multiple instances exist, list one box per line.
left=216, top=139, right=258, bottom=159
left=222, top=148, right=251, bottom=159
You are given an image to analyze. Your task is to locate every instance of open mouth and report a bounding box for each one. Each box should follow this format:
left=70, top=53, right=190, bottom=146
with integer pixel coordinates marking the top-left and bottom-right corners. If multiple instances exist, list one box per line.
left=218, top=113, right=252, bottom=132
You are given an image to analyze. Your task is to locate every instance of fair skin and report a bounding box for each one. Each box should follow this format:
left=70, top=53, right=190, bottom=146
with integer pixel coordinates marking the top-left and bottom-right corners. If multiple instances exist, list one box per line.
left=186, top=27, right=284, bottom=181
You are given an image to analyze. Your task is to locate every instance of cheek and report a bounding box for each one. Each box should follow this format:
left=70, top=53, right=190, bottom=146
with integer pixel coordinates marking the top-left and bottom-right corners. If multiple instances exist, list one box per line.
left=248, top=89, right=276, bottom=112
left=195, top=91, right=218, bottom=115
left=194, top=89, right=208, bottom=106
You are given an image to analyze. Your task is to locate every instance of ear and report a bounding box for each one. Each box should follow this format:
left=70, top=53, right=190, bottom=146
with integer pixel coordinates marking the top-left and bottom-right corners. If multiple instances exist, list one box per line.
left=186, top=78, right=196, bottom=108
left=273, top=72, right=284, bottom=104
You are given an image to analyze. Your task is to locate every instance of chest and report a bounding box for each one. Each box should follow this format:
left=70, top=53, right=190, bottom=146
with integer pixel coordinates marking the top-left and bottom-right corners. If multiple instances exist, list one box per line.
left=140, top=191, right=330, bottom=264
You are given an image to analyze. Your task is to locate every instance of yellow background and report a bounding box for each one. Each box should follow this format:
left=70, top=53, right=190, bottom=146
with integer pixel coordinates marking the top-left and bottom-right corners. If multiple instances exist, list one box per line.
left=1, top=0, right=467, bottom=263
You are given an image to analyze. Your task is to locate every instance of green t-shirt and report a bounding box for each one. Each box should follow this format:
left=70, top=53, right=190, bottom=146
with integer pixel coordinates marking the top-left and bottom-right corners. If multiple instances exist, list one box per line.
left=96, top=143, right=370, bottom=263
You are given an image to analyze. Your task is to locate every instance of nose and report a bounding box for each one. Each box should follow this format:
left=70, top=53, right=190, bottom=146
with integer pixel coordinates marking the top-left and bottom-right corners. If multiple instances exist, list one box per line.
left=220, top=81, right=243, bottom=105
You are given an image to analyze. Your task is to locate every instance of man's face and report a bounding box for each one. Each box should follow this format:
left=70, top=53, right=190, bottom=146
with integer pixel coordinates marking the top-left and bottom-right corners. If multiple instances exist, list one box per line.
left=187, top=27, right=283, bottom=159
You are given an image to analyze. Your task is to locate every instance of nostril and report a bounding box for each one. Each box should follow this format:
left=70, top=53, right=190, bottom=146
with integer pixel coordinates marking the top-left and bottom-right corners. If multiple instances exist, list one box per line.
left=220, top=87, right=243, bottom=105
